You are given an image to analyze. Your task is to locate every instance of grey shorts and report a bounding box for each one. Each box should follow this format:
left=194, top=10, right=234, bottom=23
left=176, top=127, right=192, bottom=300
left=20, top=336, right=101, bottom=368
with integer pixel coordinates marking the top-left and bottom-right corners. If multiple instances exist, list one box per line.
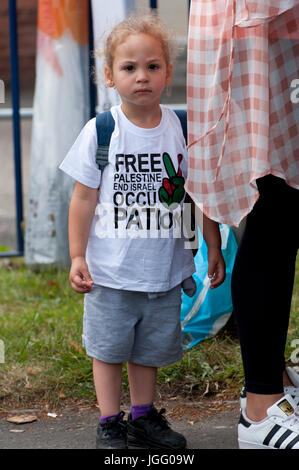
left=82, top=284, right=183, bottom=367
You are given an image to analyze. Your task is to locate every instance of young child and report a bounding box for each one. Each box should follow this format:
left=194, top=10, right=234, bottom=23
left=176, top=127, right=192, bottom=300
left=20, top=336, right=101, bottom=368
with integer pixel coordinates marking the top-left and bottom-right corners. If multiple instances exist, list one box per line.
left=59, top=14, right=225, bottom=449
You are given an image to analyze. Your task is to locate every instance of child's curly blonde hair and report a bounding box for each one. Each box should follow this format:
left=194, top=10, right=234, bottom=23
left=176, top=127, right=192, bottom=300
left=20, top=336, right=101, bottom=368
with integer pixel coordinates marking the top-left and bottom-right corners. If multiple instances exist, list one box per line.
left=96, top=14, right=178, bottom=71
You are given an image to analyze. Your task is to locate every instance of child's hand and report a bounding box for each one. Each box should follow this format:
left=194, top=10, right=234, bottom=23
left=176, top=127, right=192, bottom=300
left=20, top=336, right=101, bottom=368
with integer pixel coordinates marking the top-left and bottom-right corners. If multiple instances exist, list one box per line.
left=69, top=256, right=94, bottom=293
left=207, top=248, right=226, bottom=289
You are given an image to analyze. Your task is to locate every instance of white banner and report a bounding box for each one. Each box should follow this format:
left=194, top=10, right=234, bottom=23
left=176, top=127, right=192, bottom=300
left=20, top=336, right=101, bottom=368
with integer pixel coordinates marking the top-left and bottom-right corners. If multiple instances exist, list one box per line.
left=91, top=0, right=136, bottom=112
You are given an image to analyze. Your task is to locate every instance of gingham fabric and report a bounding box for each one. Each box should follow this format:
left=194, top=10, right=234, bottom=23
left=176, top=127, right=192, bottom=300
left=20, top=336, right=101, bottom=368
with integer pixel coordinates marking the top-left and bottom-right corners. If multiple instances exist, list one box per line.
left=187, top=0, right=299, bottom=226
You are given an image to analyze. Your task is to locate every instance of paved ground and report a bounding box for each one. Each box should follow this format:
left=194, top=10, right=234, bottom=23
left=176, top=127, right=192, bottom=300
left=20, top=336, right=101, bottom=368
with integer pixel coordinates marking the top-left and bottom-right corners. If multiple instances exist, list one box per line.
left=0, top=402, right=240, bottom=450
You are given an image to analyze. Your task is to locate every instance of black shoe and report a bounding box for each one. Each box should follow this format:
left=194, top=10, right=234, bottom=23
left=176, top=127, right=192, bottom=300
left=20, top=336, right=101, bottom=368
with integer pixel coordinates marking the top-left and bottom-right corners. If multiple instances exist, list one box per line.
left=96, top=411, right=127, bottom=449
left=127, top=407, right=186, bottom=449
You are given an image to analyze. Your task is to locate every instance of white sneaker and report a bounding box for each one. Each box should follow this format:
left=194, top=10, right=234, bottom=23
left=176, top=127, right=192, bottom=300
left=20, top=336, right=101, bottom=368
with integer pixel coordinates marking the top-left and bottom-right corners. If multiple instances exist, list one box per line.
left=238, top=395, right=299, bottom=449
left=240, top=367, right=299, bottom=410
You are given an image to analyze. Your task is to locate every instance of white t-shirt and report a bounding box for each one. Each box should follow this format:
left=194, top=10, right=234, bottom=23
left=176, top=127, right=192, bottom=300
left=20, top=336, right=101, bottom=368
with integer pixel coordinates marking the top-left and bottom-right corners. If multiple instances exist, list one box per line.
left=59, top=104, right=195, bottom=292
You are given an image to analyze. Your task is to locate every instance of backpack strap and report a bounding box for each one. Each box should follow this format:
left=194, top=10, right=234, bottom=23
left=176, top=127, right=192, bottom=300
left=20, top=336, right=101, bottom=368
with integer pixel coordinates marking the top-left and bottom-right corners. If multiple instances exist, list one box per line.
left=174, top=109, right=187, bottom=144
left=95, top=111, right=115, bottom=171
left=95, top=109, right=187, bottom=171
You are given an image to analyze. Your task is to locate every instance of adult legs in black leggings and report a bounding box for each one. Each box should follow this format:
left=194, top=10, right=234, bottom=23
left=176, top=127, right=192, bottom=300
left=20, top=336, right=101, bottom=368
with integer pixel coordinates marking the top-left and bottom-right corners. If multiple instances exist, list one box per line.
left=231, top=175, right=298, bottom=420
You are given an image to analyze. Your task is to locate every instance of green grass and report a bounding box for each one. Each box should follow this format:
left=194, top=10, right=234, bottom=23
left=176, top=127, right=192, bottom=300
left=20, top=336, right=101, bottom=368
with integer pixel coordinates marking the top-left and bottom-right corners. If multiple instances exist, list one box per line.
left=0, top=255, right=298, bottom=408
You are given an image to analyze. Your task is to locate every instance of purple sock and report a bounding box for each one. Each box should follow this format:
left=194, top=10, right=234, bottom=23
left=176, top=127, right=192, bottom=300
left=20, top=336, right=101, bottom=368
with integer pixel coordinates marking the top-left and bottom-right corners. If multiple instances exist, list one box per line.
left=100, top=413, right=122, bottom=423
left=130, top=404, right=153, bottom=420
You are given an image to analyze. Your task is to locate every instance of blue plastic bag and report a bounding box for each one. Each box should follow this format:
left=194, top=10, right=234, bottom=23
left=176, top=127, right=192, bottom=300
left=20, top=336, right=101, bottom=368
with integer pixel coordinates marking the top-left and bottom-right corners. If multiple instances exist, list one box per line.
left=180, top=225, right=237, bottom=350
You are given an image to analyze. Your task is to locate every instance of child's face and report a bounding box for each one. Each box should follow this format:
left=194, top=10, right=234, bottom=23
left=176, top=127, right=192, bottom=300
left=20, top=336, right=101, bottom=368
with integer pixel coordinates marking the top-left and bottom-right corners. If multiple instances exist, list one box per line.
left=105, top=33, right=172, bottom=111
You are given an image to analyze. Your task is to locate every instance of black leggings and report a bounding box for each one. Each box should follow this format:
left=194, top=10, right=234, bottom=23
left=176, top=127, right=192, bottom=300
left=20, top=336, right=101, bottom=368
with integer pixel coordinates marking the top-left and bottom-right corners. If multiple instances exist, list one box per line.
left=231, top=175, right=299, bottom=394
